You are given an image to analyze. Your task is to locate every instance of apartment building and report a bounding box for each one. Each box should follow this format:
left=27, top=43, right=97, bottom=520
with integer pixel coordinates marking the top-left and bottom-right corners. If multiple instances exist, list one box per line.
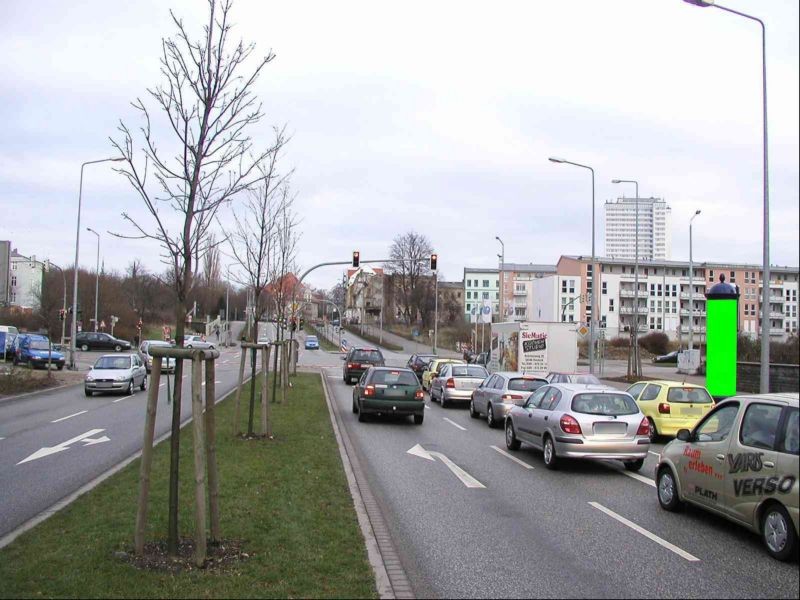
left=605, top=197, right=672, bottom=260
left=8, top=249, right=45, bottom=310
left=499, top=263, right=557, bottom=322
left=463, top=268, right=500, bottom=320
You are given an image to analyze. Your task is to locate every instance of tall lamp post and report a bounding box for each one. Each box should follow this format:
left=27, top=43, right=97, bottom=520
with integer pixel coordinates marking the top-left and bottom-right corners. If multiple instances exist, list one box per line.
left=70, top=157, right=124, bottom=369
left=549, top=157, right=596, bottom=375
left=86, top=227, right=100, bottom=331
left=612, top=178, right=641, bottom=377
left=689, top=210, right=702, bottom=351
left=496, top=236, right=505, bottom=323
left=683, top=0, right=770, bottom=392
left=46, top=261, right=68, bottom=347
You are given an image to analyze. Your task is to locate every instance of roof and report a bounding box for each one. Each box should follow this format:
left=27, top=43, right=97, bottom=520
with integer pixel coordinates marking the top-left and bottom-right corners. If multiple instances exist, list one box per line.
left=501, top=263, right=557, bottom=273
left=494, top=371, right=548, bottom=379
left=551, top=383, right=620, bottom=393
left=730, top=393, right=799, bottom=407
left=560, top=255, right=798, bottom=273
left=643, top=380, right=708, bottom=389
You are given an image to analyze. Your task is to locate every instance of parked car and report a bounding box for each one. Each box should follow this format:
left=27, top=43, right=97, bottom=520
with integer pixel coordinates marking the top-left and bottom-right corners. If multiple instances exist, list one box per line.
left=656, top=393, right=799, bottom=561
left=137, top=340, right=177, bottom=373
left=351, top=367, right=425, bottom=424
left=430, top=363, right=489, bottom=408
left=342, top=347, right=385, bottom=384
left=626, top=380, right=715, bottom=442
left=304, top=335, right=319, bottom=350
left=84, top=354, right=147, bottom=396
left=471, top=352, right=489, bottom=366
left=545, top=372, right=601, bottom=385
left=652, top=350, right=680, bottom=364
left=470, top=372, right=548, bottom=427
left=505, top=383, right=650, bottom=471
left=184, top=334, right=215, bottom=349
left=0, top=325, right=19, bottom=356
left=421, top=358, right=465, bottom=391
left=11, top=333, right=65, bottom=369
left=406, top=353, right=437, bottom=381
left=75, top=331, right=131, bottom=352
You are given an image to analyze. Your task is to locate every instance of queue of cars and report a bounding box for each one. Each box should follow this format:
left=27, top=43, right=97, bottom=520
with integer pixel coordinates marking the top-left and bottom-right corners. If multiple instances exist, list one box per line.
left=345, top=345, right=798, bottom=560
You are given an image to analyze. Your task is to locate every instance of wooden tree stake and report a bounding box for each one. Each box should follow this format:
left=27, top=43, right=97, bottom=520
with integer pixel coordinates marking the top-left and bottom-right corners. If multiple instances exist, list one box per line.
left=190, top=356, right=208, bottom=567
left=233, top=346, right=247, bottom=436
left=204, top=356, right=221, bottom=543
left=134, top=356, right=162, bottom=555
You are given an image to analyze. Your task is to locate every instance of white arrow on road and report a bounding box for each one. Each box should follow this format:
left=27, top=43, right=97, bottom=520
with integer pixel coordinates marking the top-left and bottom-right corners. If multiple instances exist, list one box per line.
left=17, top=429, right=110, bottom=465
left=406, top=444, right=485, bottom=488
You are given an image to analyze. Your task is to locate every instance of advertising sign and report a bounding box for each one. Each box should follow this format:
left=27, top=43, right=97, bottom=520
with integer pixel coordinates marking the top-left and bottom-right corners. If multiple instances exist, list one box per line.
left=518, top=324, right=548, bottom=372
left=480, top=300, right=492, bottom=324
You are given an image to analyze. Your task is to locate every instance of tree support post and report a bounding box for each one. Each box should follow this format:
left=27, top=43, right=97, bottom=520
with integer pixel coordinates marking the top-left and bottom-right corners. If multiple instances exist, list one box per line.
left=232, top=346, right=247, bottom=436
left=190, top=355, right=208, bottom=567
left=204, top=356, right=220, bottom=543
left=134, top=356, right=162, bottom=555
left=261, top=345, right=272, bottom=437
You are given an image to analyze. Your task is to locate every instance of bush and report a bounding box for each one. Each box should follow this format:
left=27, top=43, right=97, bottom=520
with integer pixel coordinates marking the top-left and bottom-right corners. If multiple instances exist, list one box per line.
left=638, top=332, right=669, bottom=356
left=609, top=336, right=629, bottom=348
left=738, top=333, right=799, bottom=365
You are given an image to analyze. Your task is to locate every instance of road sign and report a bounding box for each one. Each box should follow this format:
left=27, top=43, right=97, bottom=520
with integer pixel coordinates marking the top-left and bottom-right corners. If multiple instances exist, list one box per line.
left=577, top=324, right=590, bottom=338
left=412, top=329, right=419, bottom=337
left=340, top=338, right=348, bottom=352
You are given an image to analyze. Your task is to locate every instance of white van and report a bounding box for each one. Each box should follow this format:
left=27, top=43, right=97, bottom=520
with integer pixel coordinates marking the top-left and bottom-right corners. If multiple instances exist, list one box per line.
left=0, top=325, right=19, bottom=358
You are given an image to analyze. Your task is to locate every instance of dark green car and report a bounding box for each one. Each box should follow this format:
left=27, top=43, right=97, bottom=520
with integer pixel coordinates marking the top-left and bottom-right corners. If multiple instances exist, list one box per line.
left=352, top=367, right=425, bottom=424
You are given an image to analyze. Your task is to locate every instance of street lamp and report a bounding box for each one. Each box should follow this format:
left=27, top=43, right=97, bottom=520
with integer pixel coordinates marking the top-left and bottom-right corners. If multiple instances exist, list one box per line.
left=683, top=0, right=770, bottom=392
left=549, top=157, right=597, bottom=374
left=496, top=236, right=505, bottom=322
left=612, top=178, right=641, bottom=377
left=86, top=227, right=100, bottom=331
left=70, top=157, right=125, bottom=368
left=689, top=210, right=702, bottom=351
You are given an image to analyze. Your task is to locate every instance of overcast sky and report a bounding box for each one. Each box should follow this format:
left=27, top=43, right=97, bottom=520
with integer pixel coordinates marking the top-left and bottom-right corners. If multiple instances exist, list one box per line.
left=2, top=0, right=798, bottom=290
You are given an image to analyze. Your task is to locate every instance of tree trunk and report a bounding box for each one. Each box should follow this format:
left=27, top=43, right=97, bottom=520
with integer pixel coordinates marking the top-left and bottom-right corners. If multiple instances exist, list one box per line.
left=135, top=355, right=162, bottom=555
left=167, top=302, right=186, bottom=556
left=204, top=357, right=220, bottom=543
left=190, top=355, right=208, bottom=567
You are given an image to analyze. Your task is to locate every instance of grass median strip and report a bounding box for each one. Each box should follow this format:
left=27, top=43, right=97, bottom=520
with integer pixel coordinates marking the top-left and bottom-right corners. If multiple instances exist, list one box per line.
left=0, top=372, right=377, bottom=598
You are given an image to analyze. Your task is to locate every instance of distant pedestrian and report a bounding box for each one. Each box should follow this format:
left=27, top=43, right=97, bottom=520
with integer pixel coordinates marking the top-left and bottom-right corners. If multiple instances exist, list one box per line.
left=214, top=326, right=220, bottom=342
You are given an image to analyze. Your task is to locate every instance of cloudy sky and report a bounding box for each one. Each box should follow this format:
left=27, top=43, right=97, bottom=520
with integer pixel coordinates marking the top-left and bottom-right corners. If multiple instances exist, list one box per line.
left=2, top=0, right=798, bottom=290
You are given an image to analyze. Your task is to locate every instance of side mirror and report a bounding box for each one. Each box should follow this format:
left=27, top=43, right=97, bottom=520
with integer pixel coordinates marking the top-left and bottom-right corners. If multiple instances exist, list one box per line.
left=515, top=399, right=527, bottom=407
left=676, top=429, right=691, bottom=442
left=340, top=355, right=346, bottom=360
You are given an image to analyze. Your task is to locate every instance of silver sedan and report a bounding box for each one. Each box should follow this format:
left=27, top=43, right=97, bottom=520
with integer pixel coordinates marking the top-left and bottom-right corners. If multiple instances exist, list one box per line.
left=504, top=383, right=650, bottom=471
left=184, top=335, right=215, bottom=349
left=85, top=354, right=148, bottom=396
left=470, top=371, right=548, bottom=428
left=429, top=364, right=488, bottom=408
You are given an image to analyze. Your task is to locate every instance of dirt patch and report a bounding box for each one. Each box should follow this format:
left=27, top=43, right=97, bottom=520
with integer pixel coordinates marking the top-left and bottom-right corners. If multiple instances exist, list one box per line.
left=0, top=366, right=84, bottom=398
left=116, top=538, right=250, bottom=573
left=602, top=374, right=659, bottom=385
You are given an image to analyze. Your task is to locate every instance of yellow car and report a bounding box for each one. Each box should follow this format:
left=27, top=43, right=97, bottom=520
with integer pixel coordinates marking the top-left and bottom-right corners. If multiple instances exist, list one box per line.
left=626, top=380, right=715, bottom=442
left=422, top=358, right=465, bottom=391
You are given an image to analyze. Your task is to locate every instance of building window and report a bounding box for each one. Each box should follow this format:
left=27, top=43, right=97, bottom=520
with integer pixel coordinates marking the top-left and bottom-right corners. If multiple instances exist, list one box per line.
left=483, top=280, right=489, bottom=288
left=730, top=271, right=736, bottom=283
left=11, top=276, right=17, bottom=287
left=561, top=280, right=567, bottom=293
left=482, top=292, right=489, bottom=300
left=609, top=299, right=614, bottom=312
left=495, top=292, right=499, bottom=299
left=602, top=282, right=607, bottom=295
left=709, top=269, right=714, bottom=282
left=515, top=283, right=525, bottom=292
left=650, top=284, right=655, bottom=297
left=672, top=285, right=677, bottom=297
left=466, top=303, right=471, bottom=311
left=515, top=307, right=526, bottom=317
left=495, top=280, right=499, bottom=287
left=657, top=284, right=662, bottom=296
left=569, top=280, right=575, bottom=294
left=11, top=263, right=16, bottom=271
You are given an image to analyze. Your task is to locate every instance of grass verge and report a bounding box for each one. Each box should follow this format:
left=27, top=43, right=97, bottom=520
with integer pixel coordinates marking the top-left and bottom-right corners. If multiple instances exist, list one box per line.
left=0, top=372, right=377, bottom=599
left=310, top=325, right=341, bottom=352
left=342, top=325, right=404, bottom=352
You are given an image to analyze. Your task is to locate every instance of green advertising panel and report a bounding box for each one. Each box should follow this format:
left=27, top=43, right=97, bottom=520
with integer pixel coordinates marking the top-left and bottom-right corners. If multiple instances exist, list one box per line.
left=706, top=299, right=738, bottom=397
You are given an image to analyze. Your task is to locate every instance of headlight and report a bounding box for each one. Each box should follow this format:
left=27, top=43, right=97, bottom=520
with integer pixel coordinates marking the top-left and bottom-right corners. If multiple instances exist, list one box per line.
left=114, top=374, right=128, bottom=381
left=86, top=375, right=95, bottom=382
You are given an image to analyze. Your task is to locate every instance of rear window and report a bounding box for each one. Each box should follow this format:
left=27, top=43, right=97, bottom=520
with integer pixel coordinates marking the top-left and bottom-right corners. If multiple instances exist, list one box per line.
left=667, top=387, right=713, bottom=404
left=307, top=336, right=318, bottom=341
left=371, top=370, right=418, bottom=386
left=572, top=393, right=639, bottom=416
left=451, top=366, right=488, bottom=378
left=352, top=350, right=383, bottom=362
left=509, top=378, right=547, bottom=392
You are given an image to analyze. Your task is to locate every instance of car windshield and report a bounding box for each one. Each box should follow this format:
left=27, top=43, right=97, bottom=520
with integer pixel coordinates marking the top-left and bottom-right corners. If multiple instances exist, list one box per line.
left=29, top=340, right=51, bottom=350
left=94, top=357, right=131, bottom=370
left=667, top=387, right=713, bottom=404
left=572, top=393, right=639, bottom=416
left=352, top=350, right=382, bottom=362
left=509, top=378, right=547, bottom=392
left=451, top=365, right=488, bottom=378
left=307, top=336, right=318, bottom=341
left=371, top=370, right=418, bottom=386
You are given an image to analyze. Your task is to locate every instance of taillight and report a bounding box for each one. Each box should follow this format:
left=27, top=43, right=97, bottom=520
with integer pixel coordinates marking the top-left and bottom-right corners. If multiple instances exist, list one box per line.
left=414, top=390, right=424, bottom=400
left=446, top=378, right=455, bottom=388
left=501, top=394, right=523, bottom=402
left=364, top=385, right=375, bottom=397
left=347, top=363, right=354, bottom=368
left=560, top=414, right=582, bottom=435
left=658, top=403, right=671, bottom=414
left=637, top=417, right=650, bottom=436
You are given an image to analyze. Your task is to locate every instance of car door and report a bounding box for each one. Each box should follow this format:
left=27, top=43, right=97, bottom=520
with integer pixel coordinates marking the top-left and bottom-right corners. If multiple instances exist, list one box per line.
left=475, top=375, right=496, bottom=413
left=485, top=375, right=505, bottom=412
left=678, top=402, right=741, bottom=512
left=637, top=383, right=662, bottom=422
left=517, top=386, right=550, bottom=443
left=725, top=402, right=785, bottom=526
left=530, top=388, right=562, bottom=444
left=431, top=364, right=448, bottom=399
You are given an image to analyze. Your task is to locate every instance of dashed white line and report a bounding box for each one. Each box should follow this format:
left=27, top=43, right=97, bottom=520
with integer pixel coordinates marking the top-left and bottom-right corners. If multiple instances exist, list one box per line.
left=622, top=471, right=657, bottom=488
left=648, top=451, right=661, bottom=458
left=588, top=502, right=700, bottom=562
left=51, top=410, right=88, bottom=423
left=490, top=445, right=534, bottom=469
left=112, top=395, right=133, bottom=403
left=442, top=417, right=466, bottom=431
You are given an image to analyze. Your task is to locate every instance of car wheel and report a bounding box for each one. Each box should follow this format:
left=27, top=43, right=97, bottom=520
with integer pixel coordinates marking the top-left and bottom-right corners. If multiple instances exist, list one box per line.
left=84, top=389, right=93, bottom=397
left=81, top=344, right=89, bottom=352
left=657, top=467, right=683, bottom=512
left=352, top=397, right=358, bottom=414
left=762, top=503, right=797, bottom=561
left=57, top=364, right=64, bottom=371
left=624, top=459, right=645, bottom=472
left=140, top=376, right=147, bottom=391
left=469, top=399, right=479, bottom=419
left=126, top=380, right=134, bottom=395
left=542, top=436, right=558, bottom=470
left=648, top=418, right=658, bottom=442
left=440, top=391, right=448, bottom=408
left=114, top=345, right=122, bottom=352
left=487, top=404, right=497, bottom=428
left=414, top=414, right=424, bottom=425
left=357, top=404, right=367, bottom=422
left=505, top=420, right=521, bottom=450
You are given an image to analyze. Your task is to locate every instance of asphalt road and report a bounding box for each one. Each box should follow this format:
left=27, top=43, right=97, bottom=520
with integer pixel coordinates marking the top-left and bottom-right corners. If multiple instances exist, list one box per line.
left=311, top=333, right=799, bottom=599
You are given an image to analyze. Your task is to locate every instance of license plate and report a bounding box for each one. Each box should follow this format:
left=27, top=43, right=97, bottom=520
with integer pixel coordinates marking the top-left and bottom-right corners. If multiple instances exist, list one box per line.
left=384, top=389, right=406, bottom=398
left=592, top=422, right=627, bottom=436
left=682, top=406, right=702, bottom=417
left=96, top=382, right=112, bottom=388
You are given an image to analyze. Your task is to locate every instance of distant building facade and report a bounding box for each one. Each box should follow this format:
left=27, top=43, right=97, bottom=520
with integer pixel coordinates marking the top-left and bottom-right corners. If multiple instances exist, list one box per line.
left=8, top=249, right=45, bottom=310
left=605, top=196, right=672, bottom=260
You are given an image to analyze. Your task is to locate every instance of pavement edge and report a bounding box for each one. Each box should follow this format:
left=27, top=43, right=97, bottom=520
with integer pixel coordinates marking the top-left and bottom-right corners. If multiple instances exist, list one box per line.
left=319, top=371, right=415, bottom=600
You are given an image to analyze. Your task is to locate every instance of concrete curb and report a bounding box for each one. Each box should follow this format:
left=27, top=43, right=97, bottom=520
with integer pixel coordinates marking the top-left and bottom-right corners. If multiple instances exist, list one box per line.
left=319, top=371, right=415, bottom=599
left=0, top=381, right=83, bottom=405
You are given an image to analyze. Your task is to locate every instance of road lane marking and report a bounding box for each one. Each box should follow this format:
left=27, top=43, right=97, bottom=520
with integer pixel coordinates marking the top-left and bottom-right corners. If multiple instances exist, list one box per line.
left=51, top=410, right=88, bottom=423
left=17, top=429, right=111, bottom=465
left=424, top=405, right=431, bottom=410
left=490, top=445, right=534, bottom=469
left=622, top=471, right=656, bottom=488
left=406, top=444, right=485, bottom=488
left=443, top=417, right=466, bottom=431
left=112, top=395, right=133, bottom=403
left=588, top=502, right=699, bottom=562
left=648, top=451, right=661, bottom=458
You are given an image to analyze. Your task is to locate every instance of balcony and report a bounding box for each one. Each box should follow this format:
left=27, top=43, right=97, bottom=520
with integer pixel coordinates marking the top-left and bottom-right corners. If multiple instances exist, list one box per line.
left=680, top=309, right=706, bottom=317
left=770, top=311, right=785, bottom=319
left=618, top=288, right=647, bottom=297
left=619, top=306, right=648, bottom=314
left=769, top=295, right=785, bottom=303
left=770, top=327, right=786, bottom=336
left=513, top=289, right=527, bottom=296
left=680, top=326, right=707, bottom=334
left=679, top=292, right=706, bottom=301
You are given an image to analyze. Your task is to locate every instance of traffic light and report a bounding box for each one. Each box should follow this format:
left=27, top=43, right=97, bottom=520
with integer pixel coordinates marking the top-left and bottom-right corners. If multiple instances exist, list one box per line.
left=430, top=254, right=438, bottom=271
left=352, top=251, right=360, bottom=268
left=58, top=309, right=65, bottom=321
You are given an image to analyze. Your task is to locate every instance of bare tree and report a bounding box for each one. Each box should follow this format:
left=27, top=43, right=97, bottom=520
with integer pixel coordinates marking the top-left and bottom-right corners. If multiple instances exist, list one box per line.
left=385, top=231, right=434, bottom=326
left=202, top=233, right=222, bottom=289
left=110, top=0, right=276, bottom=556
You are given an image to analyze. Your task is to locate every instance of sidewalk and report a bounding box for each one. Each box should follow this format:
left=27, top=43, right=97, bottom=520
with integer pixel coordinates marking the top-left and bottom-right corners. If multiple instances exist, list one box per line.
left=356, top=324, right=460, bottom=358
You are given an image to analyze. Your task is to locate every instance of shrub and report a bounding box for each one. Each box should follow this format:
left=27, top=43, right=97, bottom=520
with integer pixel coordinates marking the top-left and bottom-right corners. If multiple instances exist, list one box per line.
left=638, top=332, right=669, bottom=356
left=609, top=336, right=629, bottom=348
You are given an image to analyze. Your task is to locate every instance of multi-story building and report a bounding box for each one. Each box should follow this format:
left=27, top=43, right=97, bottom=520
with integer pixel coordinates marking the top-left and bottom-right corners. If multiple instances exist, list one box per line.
left=498, top=263, right=557, bottom=322
left=605, top=197, right=672, bottom=260
left=463, top=268, right=500, bottom=321
left=8, top=249, right=45, bottom=310
left=346, top=266, right=384, bottom=324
